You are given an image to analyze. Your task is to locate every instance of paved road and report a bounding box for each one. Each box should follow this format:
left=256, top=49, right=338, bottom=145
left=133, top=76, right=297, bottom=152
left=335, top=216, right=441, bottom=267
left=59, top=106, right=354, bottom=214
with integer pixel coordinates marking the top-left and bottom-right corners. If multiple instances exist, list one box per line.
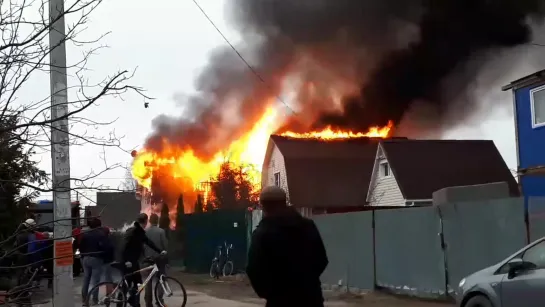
left=30, top=277, right=263, bottom=307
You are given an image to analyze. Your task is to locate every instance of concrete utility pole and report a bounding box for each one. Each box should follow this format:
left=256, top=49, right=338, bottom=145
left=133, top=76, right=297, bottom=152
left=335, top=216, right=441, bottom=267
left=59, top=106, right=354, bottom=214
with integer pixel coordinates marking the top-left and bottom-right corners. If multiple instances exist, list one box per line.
left=49, top=0, right=74, bottom=305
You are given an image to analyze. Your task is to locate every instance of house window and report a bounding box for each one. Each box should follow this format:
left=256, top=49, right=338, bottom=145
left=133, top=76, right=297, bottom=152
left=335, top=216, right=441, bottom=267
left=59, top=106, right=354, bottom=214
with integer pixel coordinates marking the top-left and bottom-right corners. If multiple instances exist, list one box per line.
left=379, top=162, right=390, bottom=177
left=531, top=85, right=545, bottom=128
left=274, top=172, right=281, bottom=186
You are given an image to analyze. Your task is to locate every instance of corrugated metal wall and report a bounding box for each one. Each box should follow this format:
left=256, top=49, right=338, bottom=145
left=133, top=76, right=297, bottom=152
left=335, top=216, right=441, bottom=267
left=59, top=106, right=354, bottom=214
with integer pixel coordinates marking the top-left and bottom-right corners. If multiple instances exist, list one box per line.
left=528, top=197, right=545, bottom=242
left=374, top=207, right=446, bottom=297
left=439, top=198, right=526, bottom=293
left=313, top=211, right=375, bottom=290
left=310, top=197, right=529, bottom=298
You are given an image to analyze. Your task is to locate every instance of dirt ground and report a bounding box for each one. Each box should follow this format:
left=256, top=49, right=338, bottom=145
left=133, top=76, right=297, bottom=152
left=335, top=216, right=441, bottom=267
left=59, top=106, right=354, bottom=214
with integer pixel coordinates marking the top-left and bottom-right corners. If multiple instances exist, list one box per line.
left=173, top=271, right=456, bottom=307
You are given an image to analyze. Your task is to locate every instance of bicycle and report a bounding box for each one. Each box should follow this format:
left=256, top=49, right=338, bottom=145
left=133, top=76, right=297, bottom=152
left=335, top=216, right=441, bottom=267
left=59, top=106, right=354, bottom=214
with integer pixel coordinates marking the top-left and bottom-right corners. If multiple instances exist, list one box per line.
left=85, top=255, right=187, bottom=307
left=209, top=241, right=234, bottom=279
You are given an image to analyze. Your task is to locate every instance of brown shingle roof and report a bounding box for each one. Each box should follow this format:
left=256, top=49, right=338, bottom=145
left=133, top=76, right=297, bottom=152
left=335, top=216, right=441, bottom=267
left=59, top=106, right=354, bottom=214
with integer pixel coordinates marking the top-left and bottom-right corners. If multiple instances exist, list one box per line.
left=380, top=139, right=519, bottom=199
left=268, top=135, right=379, bottom=208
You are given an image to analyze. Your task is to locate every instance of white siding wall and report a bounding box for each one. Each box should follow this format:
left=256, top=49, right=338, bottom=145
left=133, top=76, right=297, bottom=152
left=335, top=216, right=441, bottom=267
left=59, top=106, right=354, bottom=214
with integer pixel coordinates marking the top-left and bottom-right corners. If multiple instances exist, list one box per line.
left=368, top=147, right=405, bottom=206
left=264, top=145, right=290, bottom=200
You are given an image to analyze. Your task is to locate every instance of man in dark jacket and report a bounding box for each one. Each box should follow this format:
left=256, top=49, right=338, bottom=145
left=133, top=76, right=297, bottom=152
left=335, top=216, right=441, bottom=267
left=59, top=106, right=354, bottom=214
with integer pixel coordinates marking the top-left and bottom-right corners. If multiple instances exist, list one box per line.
left=247, top=186, right=329, bottom=307
left=79, top=218, right=108, bottom=305
left=122, top=213, right=165, bottom=307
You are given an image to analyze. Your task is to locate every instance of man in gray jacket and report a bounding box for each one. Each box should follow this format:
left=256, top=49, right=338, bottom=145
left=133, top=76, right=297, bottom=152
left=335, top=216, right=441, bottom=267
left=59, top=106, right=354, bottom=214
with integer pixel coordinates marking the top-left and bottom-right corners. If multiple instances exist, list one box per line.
left=143, top=213, right=168, bottom=307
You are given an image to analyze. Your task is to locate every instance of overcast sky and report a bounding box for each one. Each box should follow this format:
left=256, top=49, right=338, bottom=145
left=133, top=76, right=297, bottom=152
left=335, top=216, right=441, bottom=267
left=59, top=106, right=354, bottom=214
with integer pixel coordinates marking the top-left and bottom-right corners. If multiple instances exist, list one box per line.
left=27, top=0, right=545, bottom=205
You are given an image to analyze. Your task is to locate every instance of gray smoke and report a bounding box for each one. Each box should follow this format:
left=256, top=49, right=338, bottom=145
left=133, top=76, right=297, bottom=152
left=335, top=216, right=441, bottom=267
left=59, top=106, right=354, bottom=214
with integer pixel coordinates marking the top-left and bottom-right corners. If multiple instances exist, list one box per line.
left=146, top=0, right=545, bottom=156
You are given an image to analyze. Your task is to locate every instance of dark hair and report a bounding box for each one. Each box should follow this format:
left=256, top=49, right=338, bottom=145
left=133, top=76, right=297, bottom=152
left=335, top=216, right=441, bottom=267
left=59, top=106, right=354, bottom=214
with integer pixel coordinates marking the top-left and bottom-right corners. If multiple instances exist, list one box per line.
left=89, top=218, right=102, bottom=228
left=137, top=213, right=148, bottom=225
left=149, top=214, right=159, bottom=225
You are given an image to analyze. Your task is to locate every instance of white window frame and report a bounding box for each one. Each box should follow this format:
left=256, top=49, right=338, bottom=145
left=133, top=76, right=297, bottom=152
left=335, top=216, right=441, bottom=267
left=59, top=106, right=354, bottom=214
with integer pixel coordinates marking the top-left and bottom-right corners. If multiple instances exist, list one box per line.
left=379, top=161, right=391, bottom=178
left=530, top=84, right=545, bottom=129
left=274, top=172, right=280, bottom=187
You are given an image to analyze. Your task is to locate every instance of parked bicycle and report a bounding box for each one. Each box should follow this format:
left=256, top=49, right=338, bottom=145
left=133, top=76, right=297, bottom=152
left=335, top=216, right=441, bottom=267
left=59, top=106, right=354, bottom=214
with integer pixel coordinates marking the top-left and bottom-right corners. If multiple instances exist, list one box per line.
left=209, top=241, right=234, bottom=279
left=85, top=255, right=187, bottom=307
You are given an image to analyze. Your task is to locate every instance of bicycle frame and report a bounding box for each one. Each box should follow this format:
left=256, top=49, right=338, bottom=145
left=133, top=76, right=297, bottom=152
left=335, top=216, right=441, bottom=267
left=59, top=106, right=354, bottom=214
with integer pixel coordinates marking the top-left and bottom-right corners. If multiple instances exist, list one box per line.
left=113, top=262, right=171, bottom=298
left=117, top=263, right=158, bottom=295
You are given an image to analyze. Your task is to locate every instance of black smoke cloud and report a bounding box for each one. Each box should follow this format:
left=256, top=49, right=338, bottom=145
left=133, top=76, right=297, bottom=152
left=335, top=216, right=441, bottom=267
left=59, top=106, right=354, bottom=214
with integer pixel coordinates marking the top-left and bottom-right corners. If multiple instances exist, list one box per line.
left=313, top=0, right=545, bottom=130
left=146, top=0, right=545, bottom=155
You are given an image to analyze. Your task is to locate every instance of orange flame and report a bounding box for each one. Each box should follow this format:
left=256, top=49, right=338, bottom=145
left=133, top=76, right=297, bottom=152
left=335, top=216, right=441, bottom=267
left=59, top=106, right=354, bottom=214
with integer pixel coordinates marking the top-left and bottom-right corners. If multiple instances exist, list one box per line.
left=131, top=106, right=393, bottom=220
left=131, top=107, right=280, bottom=210
left=280, top=120, right=394, bottom=140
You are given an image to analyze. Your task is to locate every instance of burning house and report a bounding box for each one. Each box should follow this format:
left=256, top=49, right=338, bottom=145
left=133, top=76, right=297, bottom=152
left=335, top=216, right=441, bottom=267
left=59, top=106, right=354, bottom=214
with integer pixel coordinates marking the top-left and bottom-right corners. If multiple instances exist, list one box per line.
left=260, top=135, right=518, bottom=216
left=128, top=1, right=545, bottom=224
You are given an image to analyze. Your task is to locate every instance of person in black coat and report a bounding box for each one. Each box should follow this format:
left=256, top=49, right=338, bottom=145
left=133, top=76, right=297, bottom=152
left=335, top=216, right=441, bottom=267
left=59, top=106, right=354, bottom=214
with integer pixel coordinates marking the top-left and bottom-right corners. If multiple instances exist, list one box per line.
left=122, top=214, right=165, bottom=307
left=246, top=186, right=329, bottom=307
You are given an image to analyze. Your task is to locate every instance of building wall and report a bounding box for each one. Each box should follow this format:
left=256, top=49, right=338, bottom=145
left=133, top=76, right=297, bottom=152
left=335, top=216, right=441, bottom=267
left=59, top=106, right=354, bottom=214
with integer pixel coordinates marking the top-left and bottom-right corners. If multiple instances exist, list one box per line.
left=515, top=81, right=545, bottom=196
left=264, top=144, right=290, bottom=200
left=96, top=192, right=141, bottom=229
left=367, top=146, right=405, bottom=206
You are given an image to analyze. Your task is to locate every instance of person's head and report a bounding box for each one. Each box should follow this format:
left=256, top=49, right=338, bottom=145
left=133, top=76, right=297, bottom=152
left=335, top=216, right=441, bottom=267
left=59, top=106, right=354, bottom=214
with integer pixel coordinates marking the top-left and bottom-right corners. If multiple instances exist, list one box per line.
left=259, top=186, right=288, bottom=216
left=88, top=217, right=102, bottom=229
left=149, top=213, right=159, bottom=226
left=23, top=218, right=36, bottom=230
left=136, top=213, right=149, bottom=228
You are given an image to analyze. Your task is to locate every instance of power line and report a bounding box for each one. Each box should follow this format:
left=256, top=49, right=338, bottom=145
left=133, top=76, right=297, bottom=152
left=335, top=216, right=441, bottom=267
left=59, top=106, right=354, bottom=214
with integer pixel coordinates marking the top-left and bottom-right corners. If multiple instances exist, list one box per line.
left=190, top=0, right=298, bottom=116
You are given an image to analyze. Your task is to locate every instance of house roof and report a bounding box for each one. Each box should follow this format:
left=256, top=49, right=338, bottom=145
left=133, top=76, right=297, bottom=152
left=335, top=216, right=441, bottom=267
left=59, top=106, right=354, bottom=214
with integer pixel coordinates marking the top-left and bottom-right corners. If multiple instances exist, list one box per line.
left=379, top=139, right=519, bottom=200
left=502, top=69, right=545, bottom=91
left=267, top=135, right=380, bottom=208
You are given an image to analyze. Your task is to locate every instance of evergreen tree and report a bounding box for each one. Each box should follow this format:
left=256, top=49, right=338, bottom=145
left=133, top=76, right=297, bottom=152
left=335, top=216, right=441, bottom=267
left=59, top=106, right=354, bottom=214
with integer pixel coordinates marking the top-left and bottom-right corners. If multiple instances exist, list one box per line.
left=0, top=112, right=47, bottom=238
left=210, top=162, right=258, bottom=210
left=175, top=194, right=186, bottom=260
left=194, top=194, right=203, bottom=213
left=159, top=202, right=170, bottom=231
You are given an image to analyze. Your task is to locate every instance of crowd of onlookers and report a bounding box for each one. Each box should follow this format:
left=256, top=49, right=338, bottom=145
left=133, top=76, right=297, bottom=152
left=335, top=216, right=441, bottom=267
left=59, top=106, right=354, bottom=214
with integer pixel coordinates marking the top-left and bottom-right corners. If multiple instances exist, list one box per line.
left=0, top=212, right=170, bottom=307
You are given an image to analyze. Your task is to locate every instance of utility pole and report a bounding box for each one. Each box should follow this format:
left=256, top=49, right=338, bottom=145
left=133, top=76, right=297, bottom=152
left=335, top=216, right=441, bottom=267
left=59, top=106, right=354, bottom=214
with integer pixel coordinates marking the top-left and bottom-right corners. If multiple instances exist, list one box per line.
left=49, top=0, right=74, bottom=305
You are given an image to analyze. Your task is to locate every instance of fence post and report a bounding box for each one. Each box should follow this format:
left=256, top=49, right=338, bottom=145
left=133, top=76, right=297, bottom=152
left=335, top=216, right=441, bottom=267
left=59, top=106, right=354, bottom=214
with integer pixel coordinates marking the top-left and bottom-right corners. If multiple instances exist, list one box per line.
left=372, top=209, right=377, bottom=290
left=436, top=206, right=450, bottom=297
left=525, top=196, right=530, bottom=244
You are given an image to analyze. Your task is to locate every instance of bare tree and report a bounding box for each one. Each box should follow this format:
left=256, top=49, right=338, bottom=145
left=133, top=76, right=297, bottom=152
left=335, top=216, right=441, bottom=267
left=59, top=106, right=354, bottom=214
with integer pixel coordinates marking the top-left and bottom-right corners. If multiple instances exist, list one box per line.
left=0, top=0, right=152, bottom=304
left=0, top=0, right=151, bottom=196
left=120, top=165, right=137, bottom=191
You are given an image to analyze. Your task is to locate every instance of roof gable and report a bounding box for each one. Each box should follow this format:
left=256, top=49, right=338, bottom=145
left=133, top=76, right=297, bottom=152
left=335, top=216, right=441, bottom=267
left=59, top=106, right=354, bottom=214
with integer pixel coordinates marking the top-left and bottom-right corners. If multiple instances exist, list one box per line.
left=267, top=135, right=378, bottom=208
left=380, top=139, right=519, bottom=199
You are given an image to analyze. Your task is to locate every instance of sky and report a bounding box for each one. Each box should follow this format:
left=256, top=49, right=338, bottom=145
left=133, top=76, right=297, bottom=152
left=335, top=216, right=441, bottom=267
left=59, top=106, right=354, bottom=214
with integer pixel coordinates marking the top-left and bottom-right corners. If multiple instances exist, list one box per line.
left=24, top=0, right=545, bottom=205
left=30, top=0, right=236, bottom=205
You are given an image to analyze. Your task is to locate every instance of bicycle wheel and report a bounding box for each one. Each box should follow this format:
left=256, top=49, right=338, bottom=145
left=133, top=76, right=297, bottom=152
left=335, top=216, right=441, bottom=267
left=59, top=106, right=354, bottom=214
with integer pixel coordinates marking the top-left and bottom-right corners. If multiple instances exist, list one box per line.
left=155, top=276, right=187, bottom=307
left=222, top=260, right=234, bottom=276
left=85, top=281, right=127, bottom=307
left=209, top=261, right=219, bottom=278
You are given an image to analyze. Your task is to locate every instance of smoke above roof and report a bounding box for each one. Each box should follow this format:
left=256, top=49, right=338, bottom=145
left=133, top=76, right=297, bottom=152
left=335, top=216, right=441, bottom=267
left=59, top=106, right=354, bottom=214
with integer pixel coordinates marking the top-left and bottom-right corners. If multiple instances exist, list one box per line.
left=145, top=0, right=545, bottom=156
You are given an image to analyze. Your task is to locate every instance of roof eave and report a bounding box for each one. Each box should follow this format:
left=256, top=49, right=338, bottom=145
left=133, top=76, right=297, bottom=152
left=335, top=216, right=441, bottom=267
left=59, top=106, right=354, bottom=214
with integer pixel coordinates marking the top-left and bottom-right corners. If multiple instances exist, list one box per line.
left=502, top=69, right=545, bottom=91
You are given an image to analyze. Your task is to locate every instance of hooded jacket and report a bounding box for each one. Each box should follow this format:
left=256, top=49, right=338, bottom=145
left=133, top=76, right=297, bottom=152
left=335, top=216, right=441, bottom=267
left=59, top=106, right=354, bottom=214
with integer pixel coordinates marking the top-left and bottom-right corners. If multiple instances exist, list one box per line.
left=122, top=222, right=161, bottom=262
left=246, top=208, right=329, bottom=307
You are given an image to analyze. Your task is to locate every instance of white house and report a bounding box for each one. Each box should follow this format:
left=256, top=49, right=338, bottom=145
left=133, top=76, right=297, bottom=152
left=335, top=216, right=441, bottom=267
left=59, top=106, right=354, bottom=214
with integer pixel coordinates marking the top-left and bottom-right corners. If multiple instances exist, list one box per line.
left=261, top=135, right=378, bottom=216
left=366, top=139, right=519, bottom=207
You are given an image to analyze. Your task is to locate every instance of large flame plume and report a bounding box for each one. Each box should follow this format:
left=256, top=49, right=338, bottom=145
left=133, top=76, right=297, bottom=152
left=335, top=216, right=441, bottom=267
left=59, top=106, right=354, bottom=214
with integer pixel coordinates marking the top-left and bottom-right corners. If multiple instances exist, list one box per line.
left=131, top=106, right=392, bottom=219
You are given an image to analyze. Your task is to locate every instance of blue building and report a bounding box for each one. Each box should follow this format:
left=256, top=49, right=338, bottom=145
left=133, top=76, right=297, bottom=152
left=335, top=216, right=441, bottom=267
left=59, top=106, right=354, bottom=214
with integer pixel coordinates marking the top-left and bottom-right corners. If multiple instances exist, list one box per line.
left=502, top=69, right=545, bottom=196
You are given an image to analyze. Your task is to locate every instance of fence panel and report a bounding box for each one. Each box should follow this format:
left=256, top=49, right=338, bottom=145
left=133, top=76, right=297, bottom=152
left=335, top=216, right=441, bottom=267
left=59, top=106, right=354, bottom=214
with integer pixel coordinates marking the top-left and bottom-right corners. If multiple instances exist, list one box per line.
left=374, top=207, right=446, bottom=298
left=180, top=209, right=248, bottom=273
left=439, top=198, right=526, bottom=294
left=528, top=197, right=545, bottom=242
left=313, top=211, right=374, bottom=290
